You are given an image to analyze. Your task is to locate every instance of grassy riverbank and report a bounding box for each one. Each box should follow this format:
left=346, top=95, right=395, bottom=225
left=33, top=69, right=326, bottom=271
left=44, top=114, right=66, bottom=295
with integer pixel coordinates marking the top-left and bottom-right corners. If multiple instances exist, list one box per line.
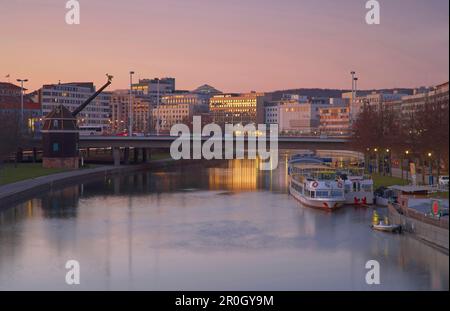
left=0, top=154, right=171, bottom=186
left=150, top=152, right=172, bottom=161
left=371, top=173, right=449, bottom=198
left=0, top=163, right=70, bottom=186
left=429, top=191, right=449, bottom=199
left=371, top=173, right=409, bottom=189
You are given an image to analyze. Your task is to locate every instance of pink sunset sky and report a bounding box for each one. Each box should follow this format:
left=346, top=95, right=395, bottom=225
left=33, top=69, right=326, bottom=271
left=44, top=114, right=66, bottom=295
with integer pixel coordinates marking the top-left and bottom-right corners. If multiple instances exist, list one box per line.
left=0, top=0, right=448, bottom=92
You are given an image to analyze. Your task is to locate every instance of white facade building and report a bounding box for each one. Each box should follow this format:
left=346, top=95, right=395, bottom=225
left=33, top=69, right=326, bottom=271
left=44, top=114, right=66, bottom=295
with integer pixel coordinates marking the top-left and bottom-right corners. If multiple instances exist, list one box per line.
left=40, top=82, right=111, bottom=129
left=265, top=97, right=329, bottom=135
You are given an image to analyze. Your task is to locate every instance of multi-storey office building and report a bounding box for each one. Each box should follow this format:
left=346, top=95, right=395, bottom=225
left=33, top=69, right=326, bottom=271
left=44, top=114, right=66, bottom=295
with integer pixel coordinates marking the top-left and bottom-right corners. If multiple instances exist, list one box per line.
left=278, top=102, right=318, bottom=135
left=343, top=90, right=406, bottom=122
left=39, top=82, right=111, bottom=129
left=0, top=82, right=22, bottom=96
left=352, top=91, right=407, bottom=119
left=131, top=78, right=176, bottom=96
left=401, top=82, right=449, bottom=118
left=319, top=105, right=351, bottom=136
left=0, top=82, right=42, bottom=133
left=151, top=102, right=208, bottom=133
left=209, top=92, right=266, bottom=128
left=265, top=105, right=279, bottom=125
left=110, top=90, right=152, bottom=134
left=162, top=93, right=209, bottom=106
left=265, top=96, right=330, bottom=135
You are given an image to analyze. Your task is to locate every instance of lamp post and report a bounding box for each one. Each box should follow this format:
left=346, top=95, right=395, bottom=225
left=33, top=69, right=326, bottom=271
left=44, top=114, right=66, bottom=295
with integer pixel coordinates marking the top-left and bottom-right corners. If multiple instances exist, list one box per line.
left=16, top=78, right=28, bottom=132
left=156, top=78, right=160, bottom=136
left=400, top=151, right=404, bottom=180
left=428, top=152, right=433, bottom=185
left=386, top=148, right=392, bottom=177
left=129, top=71, right=135, bottom=137
left=405, top=150, right=410, bottom=181
left=350, top=71, right=356, bottom=122
left=374, top=148, right=379, bottom=173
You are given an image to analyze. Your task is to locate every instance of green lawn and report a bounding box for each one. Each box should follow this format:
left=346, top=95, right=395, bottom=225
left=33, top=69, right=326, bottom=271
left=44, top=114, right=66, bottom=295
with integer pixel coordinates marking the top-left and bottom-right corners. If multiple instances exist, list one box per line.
left=0, top=155, right=174, bottom=186
left=429, top=191, right=449, bottom=199
left=150, top=152, right=172, bottom=161
left=0, top=163, right=70, bottom=186
left=371, top=173, right=410, bottom=189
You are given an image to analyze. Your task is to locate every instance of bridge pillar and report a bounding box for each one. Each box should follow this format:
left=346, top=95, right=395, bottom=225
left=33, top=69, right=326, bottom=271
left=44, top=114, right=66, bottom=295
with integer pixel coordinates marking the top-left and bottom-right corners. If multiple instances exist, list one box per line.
left=134, top=148, right=139, bottom=163
left=143, top=148, right=150, bottom=163
left=124, top=148, right=130, bottom=165
left=16, top=147, right=23, bottom=163
left=32, top=147, right=37, bottom=163
left=113, top=147, right=121, bottom=166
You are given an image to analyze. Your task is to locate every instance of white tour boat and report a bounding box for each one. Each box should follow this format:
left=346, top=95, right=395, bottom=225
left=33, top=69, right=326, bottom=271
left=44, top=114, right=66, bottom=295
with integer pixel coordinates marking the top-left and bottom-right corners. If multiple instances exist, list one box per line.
left=289, top=158, right=346, bottom=211
left=336, top=168, right=374, bottom=205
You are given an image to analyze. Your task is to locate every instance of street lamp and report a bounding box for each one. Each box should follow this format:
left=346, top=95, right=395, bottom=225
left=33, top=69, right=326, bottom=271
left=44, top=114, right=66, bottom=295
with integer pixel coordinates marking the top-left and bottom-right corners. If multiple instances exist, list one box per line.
left=129, top=71, right=135, bottom=137
left=428, top=152, right=433, bottom=185
left=156, top=78, right=160, bottom=136
left=350, top=71, right=356, bottom=122
left=17, top=78, right=28, bottom=132
left=385, top=148, right=392, bottom=176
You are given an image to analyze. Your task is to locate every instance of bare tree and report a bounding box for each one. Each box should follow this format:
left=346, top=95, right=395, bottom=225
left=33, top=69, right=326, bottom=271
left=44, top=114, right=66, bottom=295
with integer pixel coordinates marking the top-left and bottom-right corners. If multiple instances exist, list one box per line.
left=0, top=112, right=23, bottom=181
left=351, top=103, right=402, bottom=174
left=415, top=97, right=449, bottom=180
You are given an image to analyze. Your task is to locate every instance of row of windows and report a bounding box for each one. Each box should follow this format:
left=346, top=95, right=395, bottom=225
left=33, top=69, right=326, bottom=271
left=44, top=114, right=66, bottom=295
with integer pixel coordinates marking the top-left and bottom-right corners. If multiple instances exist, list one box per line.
left=42, top=92, right=91, bottom=98
left=321, top=109, right=348, bottom=114
left=292, top=181, right=344, bottom=198
left=210, top=99, right=257, bottom=104
left=157, top=110, right=189, bottom=114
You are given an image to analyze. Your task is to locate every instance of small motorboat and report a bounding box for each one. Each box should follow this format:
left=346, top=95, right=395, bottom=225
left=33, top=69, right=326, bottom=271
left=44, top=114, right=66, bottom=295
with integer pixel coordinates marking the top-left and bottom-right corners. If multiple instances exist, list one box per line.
left=371, top=211, right=402, bottom=233
left=371, top=222, right=402, bottom=233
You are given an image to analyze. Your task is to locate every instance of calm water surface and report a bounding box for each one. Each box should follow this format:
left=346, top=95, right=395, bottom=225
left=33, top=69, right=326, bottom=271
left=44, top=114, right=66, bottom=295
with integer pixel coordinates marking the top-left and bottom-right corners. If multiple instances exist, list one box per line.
left=0, top=158, right=448, bottom=290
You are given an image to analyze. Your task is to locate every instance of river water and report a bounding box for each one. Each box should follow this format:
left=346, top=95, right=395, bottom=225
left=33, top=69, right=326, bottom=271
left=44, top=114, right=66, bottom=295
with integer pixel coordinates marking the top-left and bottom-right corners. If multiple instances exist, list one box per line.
left=0, top=156, right=448, bottom=290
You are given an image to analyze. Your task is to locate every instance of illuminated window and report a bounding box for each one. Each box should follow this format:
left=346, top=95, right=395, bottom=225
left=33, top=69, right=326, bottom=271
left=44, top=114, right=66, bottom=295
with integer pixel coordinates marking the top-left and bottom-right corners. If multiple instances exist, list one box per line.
left=52, top=143, right=60, bottom=152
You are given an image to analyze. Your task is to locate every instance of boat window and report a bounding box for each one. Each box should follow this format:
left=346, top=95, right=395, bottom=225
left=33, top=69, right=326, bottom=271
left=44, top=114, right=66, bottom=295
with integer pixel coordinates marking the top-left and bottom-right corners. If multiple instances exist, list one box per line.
left=331, top=190, right=343, bottom=197
left=316, top=190, right=329, bottom=198
left=310, top=191, right=316, bottom=198
left=292, top=181, right=304, bottom=194
left=353, top=182, right=357, bottom=192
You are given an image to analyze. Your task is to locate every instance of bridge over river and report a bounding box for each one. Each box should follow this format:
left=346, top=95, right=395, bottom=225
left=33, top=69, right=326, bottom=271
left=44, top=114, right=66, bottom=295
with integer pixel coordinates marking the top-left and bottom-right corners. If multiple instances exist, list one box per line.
left=77, top=136, right=350, bottom=165
left=22, top=136, right=351, bottom=166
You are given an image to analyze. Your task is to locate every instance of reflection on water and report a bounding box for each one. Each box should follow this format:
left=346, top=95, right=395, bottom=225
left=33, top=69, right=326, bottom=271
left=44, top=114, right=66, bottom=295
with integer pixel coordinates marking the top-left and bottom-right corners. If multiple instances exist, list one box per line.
left=0, top=157, right=448, bottom=290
